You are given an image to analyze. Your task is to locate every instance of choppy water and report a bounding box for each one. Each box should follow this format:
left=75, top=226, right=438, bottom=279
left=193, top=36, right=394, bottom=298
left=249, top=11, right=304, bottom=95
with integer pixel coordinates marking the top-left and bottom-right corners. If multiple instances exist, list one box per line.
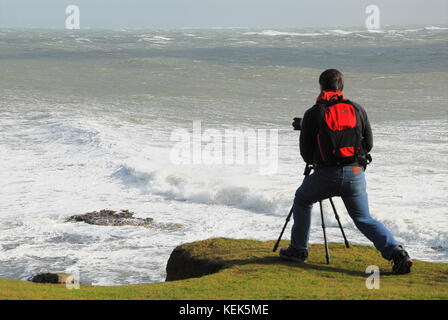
left=0, top=26, right=447, bottom=285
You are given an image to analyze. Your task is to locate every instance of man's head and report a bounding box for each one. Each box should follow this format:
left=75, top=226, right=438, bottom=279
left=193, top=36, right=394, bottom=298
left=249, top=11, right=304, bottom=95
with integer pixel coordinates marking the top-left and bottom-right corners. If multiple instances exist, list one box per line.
left=319, top=69, right=344, bottom=92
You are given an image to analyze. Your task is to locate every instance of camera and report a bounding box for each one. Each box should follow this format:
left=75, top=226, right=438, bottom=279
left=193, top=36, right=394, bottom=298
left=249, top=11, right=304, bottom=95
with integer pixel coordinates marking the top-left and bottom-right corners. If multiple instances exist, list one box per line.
left=292, top=117, right=303, bottom=130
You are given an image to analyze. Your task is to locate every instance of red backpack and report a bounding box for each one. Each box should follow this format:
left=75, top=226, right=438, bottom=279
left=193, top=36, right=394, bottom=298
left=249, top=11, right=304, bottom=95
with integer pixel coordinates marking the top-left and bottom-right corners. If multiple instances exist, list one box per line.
left=316, top=96, right=363, bottom=166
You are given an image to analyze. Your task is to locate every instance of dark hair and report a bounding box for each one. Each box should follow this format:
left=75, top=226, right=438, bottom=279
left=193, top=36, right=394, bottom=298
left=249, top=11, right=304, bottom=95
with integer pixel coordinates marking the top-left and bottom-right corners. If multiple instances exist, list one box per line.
left=319, top=69, right=344, bottom=91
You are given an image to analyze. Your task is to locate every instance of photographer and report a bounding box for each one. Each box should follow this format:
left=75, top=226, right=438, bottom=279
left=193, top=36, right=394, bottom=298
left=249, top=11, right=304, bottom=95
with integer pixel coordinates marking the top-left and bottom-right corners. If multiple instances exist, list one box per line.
left=280, top=69, right=412, bottom=274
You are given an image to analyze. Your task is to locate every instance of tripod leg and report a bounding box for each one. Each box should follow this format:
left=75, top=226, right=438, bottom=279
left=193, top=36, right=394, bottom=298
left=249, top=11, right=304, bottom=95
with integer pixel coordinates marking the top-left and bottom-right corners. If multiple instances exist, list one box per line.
left=329, top=198, right=350, bottom=248
left=319, top=201, right=330, bottom=264
left=273, top=206, right=294, bottom=252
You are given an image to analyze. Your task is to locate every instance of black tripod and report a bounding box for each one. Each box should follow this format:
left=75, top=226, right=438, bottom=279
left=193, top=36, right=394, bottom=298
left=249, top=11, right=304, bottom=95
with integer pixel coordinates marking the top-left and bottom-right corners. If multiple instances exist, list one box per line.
left=273, top=166, right=350, bottom=264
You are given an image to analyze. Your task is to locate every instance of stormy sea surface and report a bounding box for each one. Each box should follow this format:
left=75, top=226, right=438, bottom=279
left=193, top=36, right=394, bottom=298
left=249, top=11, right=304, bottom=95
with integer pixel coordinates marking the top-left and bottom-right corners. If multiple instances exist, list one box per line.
left=0, top=26, right=447, bottom=285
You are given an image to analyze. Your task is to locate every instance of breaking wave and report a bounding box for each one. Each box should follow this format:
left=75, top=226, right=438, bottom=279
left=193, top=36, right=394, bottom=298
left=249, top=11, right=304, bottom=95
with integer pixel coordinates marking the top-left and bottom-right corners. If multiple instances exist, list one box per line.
left=111, top=164, right=288, bottom=215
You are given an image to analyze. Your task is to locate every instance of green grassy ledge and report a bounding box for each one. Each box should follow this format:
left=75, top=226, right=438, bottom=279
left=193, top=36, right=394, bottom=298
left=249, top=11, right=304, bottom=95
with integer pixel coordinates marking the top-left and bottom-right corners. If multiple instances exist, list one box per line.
left=1, top=238, right=447, bottom=300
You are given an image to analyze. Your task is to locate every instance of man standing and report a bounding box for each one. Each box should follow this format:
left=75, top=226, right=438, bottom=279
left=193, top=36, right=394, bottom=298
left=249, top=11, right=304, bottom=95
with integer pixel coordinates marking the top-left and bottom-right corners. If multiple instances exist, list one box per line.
left=279, top=69, right=412, bottom=274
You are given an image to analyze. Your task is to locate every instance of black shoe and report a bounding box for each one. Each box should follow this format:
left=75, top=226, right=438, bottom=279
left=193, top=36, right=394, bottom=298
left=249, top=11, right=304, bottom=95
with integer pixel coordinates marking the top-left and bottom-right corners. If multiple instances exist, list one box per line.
left=390, top=245, right=413, bottom=274
left=279, top=246, right=308, bottom=263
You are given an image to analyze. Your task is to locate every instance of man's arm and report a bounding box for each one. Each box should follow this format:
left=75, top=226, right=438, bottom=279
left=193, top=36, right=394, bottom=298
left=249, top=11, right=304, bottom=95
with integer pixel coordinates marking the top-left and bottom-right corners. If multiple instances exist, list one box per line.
left=357, top=104, right=373, bottom=153
left=363, top=113, right=373, bottom=153
left=299, top=107, right=317, bottom=164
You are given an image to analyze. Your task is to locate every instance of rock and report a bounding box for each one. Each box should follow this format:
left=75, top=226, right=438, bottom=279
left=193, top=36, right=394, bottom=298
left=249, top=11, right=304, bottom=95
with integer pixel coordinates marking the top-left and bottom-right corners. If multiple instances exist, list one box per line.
left=30, top=273, right=76, bottom=284
left=66, top=209, right=154, bottom=227
left=165, top=245, right=224, bottom=282
left=67, top=209, right=184, bottom=230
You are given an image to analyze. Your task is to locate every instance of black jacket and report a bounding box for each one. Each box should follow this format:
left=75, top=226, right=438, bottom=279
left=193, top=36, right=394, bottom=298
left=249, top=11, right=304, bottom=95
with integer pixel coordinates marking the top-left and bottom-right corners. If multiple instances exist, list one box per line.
left=299, top=100, right=373, bottom=165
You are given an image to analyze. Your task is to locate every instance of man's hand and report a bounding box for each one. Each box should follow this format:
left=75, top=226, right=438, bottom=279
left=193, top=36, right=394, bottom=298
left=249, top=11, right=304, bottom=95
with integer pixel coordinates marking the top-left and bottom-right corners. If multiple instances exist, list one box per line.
left=292, top=117, right=303, bottom=131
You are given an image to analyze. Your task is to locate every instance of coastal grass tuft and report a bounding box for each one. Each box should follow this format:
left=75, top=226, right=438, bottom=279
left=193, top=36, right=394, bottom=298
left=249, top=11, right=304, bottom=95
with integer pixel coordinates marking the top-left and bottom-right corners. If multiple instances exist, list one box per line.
left=0, top=238, right=447, bottom=300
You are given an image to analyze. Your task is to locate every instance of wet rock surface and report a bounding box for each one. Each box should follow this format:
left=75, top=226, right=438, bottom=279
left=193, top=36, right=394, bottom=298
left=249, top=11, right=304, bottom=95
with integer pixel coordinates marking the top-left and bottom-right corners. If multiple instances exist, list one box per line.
left=67, top=209, right=183, bottom=230
left=67, top=209, right=154, bottom=227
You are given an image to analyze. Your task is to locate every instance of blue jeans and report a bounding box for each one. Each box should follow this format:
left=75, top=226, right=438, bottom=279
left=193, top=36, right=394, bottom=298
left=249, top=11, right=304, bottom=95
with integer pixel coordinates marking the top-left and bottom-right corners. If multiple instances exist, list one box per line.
left=290, top=165, right=399, bottom=260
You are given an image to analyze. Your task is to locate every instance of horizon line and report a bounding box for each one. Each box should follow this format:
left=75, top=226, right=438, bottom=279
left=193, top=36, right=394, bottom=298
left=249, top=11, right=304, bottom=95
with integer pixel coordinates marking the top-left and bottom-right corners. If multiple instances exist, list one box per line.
left=0, top=23, right=447, bottom=31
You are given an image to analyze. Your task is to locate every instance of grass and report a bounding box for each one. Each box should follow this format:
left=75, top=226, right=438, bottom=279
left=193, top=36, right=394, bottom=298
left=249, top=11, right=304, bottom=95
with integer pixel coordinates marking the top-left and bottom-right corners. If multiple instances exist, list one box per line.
left=0, top=238, right=447, bottom=300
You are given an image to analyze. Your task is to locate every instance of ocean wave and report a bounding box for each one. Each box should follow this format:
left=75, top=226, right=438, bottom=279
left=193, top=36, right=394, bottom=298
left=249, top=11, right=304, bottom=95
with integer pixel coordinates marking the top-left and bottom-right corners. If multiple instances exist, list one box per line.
left=329, top=29, right=354, bottom=35
left=75, top=38, right=92, bottom=43
left=42, top=120, right=103, bottom=150
left=111, top=164, right=286, bottom=215
left=137, top=35, right=173, bottom=43
left=366, top=29, right=386, bottom=33
left=241, top=26, right=448, bottom=39
left=243, top=30, right=328, bottom=37
left=384, top=216, right=448, bottom=254
left=424, top=26, right=448, bottom=31
left=109, top=163, right=448, bottom=256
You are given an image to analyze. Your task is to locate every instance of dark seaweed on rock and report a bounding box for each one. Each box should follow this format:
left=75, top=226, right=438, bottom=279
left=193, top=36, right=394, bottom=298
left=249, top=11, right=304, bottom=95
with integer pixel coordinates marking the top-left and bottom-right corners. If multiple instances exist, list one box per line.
left=66, top=209, right=183, bottom=230
left=66, top=209, right=154, bottom=227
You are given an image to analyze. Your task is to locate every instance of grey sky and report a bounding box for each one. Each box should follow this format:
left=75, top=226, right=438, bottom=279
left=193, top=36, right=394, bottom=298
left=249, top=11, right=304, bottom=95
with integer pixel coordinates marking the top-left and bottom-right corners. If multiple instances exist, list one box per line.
left=0, top=0, right=446, bottom=29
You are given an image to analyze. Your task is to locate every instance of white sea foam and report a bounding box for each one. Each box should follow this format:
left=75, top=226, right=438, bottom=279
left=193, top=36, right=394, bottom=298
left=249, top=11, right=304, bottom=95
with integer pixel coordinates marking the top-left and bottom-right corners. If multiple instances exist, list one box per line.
left=110, top=164, right=286, bottom=215
left=75, top=38, right=92, bottom=43
left=424, top=26, right=448, bottom=31
left=366, top=29, right=386, bottom=34
left=241, top=28, right=434, bottom=37
left=329, top=29, right=354, bottom=35
left=1, top=102, right=447, bottom=285
left=243, top=30, right=328, bottom=37
left=137, top=35, right=173, bottom=43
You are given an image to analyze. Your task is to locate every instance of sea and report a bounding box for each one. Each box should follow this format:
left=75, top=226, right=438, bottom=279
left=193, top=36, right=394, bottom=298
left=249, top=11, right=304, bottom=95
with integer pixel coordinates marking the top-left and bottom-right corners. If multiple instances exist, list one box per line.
left=0, top=26, right=447, bottom=285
